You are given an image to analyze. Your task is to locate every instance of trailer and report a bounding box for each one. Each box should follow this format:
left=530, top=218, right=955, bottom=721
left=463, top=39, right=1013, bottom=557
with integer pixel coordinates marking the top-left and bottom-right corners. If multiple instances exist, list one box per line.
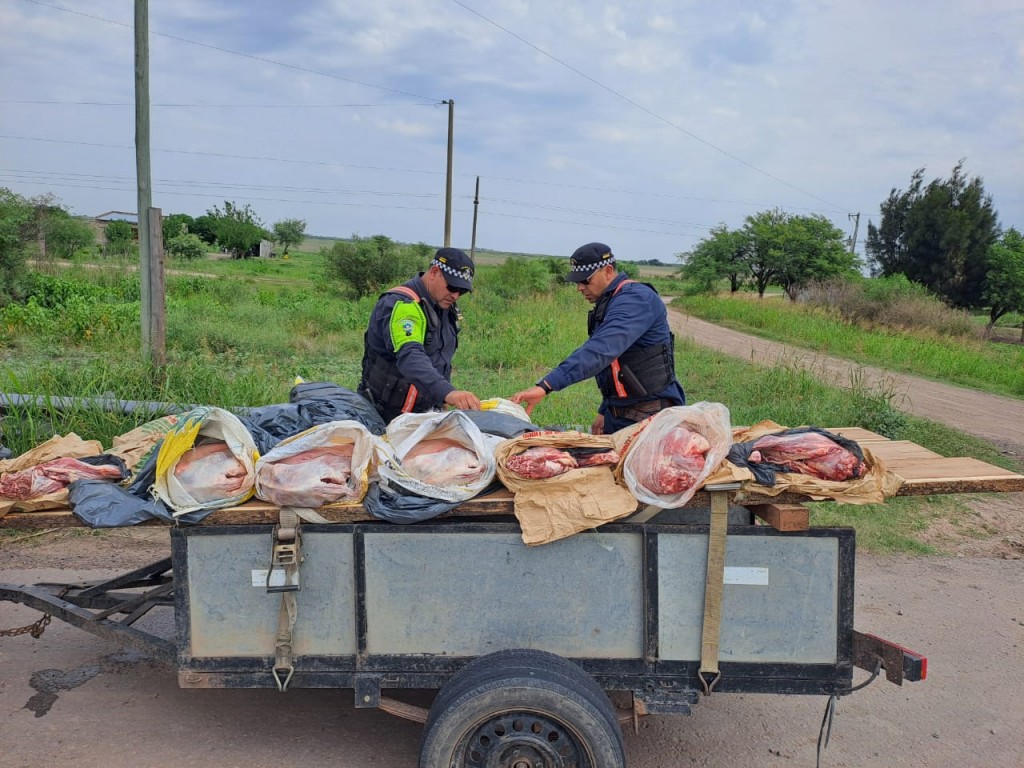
left=2, top=429, right=1022, bottom=767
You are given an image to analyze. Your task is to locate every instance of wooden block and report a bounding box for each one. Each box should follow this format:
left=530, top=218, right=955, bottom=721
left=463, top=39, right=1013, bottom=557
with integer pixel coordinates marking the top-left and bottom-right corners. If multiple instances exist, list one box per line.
left=866, top=441, right=944, bottom=463
left=824, top=427, right=891, bottom=443
left=749, top=503, right=810, bottom=532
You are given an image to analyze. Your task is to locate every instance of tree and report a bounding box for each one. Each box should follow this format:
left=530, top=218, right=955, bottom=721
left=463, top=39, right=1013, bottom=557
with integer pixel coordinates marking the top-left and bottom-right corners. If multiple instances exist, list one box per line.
left=206, top=201, right=267, bottom=259
left=323, top=235, right=422, bottom=298
left=0, top=187, right=33, bottom=303
left=774, top=214, right=857, bottom=301
left=272, top=218, right=306, bottom=255
left=865, top=162, right=999, bottom=307
left=162, top=213, right=195, bottom=242
left=104, top=220, right=134, bottom=256
left=191, top=214, right=217, bottom=245
left=44, top=214, right=96, bottom=259
left=679, top=224, right=750, bottom=293
left=983, top=228, right=1024, bottom=339
left=742, top=208, right=790, bottom=297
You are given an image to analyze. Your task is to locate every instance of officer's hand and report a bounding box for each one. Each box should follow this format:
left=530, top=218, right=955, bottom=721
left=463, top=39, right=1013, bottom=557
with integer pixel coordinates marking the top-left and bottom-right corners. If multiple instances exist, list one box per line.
left=510, top=386, right=545, bottom=416
left=591, top=413, right=605, bottom=435
left=444, top=390, right=481, bottom=411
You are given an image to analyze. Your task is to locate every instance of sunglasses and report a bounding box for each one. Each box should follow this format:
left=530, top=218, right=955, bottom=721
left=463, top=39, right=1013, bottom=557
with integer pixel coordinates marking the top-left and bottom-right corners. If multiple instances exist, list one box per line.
left=446, top=283, right=468, bottom=296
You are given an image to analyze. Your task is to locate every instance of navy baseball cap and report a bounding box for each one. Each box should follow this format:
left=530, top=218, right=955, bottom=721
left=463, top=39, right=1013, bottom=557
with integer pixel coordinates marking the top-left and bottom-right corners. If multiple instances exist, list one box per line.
left=432, top=247, right=475, bottom=292
left=566, top=242, right=615, bottom=282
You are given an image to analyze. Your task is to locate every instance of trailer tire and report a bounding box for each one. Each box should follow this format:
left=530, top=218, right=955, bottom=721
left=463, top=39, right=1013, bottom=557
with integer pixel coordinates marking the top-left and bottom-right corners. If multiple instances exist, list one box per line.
left=420, top=650, right=625, bottom=768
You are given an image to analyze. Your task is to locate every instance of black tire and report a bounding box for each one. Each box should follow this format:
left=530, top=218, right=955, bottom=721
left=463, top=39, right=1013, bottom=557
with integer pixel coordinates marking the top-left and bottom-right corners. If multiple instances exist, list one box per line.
left=420, top=649, right=625, bottom=768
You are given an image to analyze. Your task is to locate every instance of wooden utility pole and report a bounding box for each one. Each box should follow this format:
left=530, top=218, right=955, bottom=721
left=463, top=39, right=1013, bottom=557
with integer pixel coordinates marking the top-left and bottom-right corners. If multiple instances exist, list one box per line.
left=135, top=0, right=160, bottom=363
left=470, top=176, right=480, bottom=260
left=847, top=212, right=861, bottom=255
left=443, top=99, right=454, bottom=247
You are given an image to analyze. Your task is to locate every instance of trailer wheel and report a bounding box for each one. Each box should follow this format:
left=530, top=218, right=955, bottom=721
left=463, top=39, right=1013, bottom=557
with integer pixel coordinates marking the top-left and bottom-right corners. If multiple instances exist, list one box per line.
left=420, top=650, right=625, bottom=768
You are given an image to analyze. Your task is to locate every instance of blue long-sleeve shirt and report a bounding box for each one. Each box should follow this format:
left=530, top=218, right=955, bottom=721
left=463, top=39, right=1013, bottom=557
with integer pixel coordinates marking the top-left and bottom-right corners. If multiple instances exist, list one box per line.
left=543, top=274, right=685, bottom=414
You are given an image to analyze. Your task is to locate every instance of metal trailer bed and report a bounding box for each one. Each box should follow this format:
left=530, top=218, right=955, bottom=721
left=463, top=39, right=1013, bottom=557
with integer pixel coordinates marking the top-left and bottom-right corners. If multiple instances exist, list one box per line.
left=0, top=488, right=925, bottom=768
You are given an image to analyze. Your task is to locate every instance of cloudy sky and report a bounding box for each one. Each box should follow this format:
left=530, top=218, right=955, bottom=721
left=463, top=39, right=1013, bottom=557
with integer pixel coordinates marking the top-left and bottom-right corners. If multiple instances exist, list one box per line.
left=2, top=0, right=1021, bottom=263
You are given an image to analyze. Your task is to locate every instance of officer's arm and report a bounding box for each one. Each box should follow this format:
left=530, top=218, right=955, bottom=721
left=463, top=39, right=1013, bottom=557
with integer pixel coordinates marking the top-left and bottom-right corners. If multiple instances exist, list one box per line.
left=543, top=289, right=651, bottom=391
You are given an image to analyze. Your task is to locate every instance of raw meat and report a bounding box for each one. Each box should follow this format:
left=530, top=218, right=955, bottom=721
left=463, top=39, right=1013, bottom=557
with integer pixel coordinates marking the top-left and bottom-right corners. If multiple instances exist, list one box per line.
left=402, top=438, right=484, bottom=486
left=0, top=457, right=125, bottom=500
left=637, top=426, right=711, bottom=495
left=504, top=446, right=621, bottom=479
left=505, top=446, right=578, bottom=478
left=173, top=441, right=248, bottom=503
left=258, top=445, right=356, bottom=507
left=750, top=432, right=865, bottom=481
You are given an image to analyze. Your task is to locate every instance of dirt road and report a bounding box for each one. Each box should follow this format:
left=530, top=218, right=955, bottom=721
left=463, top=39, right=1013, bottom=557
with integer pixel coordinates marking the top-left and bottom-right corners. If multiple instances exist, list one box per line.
left=665, top=308, right=1024, bottom=461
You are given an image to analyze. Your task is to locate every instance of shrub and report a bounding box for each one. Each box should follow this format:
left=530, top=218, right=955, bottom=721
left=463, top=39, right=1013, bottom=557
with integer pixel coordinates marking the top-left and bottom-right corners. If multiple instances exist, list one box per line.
left=166, top=232, right=208, bottom=261
left=801, top=276, right=978, bottom=339
left=492, top=256, right=552, bottom=299
left=322, top=235, right=422, bottom=298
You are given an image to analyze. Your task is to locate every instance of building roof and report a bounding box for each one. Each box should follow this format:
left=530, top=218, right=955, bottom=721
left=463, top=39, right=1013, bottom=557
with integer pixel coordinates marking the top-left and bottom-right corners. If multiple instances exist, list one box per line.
left=94, top=211, right=138, bottom=224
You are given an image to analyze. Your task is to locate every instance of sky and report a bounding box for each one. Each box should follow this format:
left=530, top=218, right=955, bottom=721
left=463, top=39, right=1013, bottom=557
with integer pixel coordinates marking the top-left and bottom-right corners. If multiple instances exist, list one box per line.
left=1, top=0, right=1021, bottom=264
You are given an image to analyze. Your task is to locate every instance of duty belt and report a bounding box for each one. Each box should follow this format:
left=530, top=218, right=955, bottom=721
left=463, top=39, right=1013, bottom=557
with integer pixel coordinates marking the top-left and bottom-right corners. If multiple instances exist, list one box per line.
left=609, top=397, right=677, bottom=423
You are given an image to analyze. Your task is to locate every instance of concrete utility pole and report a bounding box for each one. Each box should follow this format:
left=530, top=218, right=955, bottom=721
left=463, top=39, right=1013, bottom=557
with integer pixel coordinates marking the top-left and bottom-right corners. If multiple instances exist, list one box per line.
left=470, top=176, right=480, bottom=260
left=847, top=212, right=861, bottom=255
left=135, top=0, right=164, bottom=365
left=443, top=99, right=454, bottom=247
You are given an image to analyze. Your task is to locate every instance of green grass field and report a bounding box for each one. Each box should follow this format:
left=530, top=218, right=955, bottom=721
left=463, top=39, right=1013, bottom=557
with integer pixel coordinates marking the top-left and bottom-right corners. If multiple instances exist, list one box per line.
left=1, top=253, right=1018, bottom=553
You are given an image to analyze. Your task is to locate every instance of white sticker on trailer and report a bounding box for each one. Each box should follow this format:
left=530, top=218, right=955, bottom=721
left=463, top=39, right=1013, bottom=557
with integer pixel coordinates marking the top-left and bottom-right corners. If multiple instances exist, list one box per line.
left=723, top=566, right=769, bottom=586
left=251, top=569, right=296, bottom=588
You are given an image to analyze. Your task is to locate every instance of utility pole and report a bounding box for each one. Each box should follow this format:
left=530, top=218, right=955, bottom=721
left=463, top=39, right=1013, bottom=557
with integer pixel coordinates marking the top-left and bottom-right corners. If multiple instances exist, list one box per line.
left=135, top=0, right=164, bottom=365
left=847, top=212, right=861, bottom=255
left=443, top=99, right=454, bottom=247
left=470, top=176, right=480, bottom=260
left=135, top=0, right=152, bottom=356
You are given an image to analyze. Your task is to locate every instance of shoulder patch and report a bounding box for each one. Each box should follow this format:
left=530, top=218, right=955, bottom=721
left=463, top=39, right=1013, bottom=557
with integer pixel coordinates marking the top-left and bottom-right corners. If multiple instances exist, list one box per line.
left=389, top=299, right=427, bottom=352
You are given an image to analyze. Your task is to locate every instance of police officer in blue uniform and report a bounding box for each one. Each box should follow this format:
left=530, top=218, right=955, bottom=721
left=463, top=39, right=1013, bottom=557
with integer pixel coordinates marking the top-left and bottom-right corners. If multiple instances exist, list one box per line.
left=358, top=248, right=481, bottom=424
left=511, top=242, right=685, bottom=434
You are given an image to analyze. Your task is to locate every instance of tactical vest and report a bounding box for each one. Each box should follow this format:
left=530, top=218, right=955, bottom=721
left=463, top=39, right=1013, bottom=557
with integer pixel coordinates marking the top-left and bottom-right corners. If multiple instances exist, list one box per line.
left=359, top=285, right=443, bottom=419
left=588, top=280, right=677, bottom=399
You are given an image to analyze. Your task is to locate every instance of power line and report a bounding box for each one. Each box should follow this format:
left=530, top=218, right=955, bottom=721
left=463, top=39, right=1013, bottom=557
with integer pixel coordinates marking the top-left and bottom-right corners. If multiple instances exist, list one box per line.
left=450, top=0, right=850, bottom=212
left=0, top=135, right=844, bottom=216
left=2, top=100, right=439, bottom=109
left=19, top=0, right=441, bottom=103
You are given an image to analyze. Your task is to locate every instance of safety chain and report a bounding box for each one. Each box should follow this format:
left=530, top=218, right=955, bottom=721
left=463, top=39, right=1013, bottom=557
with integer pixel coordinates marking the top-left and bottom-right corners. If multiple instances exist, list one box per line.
left=1, top=613, right=52, bottom=639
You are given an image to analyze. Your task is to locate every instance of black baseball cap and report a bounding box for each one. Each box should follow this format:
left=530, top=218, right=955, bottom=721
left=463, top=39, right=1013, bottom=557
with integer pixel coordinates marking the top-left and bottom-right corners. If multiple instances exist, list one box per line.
left=566, top=242, right=615, bottom=282
left=432, top=247, right=475, bottom=292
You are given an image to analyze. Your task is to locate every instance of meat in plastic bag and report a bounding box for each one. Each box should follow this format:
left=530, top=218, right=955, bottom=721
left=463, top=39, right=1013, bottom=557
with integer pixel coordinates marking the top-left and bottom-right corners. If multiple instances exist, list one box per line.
left=0, top=456, right=126, bottom=500
left=635, top=426, right=710, bottom=494
left=750, top=431, right=865, bottom=481
left=172, top=441, right=248, bottom=504
left=503, top=446, right=620, bottom=479
left=402, top=438, right=485, bottom=486
left=257, top=445, right=357, bottom=507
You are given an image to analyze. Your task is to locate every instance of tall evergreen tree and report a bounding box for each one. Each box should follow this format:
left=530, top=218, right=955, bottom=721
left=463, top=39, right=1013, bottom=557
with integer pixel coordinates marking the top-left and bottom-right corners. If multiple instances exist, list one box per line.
left=866, top=162, right=998, bottom=307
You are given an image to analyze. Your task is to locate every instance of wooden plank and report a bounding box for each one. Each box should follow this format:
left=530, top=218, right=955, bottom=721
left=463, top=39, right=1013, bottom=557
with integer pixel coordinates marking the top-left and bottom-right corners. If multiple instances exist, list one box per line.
left=892, top=458, right=1024, bottom=495
left=749, top=503, right=810, bottom=532
left=825, top=427, right=890, bottom=443
left=865, top=441, right=944, bottom=463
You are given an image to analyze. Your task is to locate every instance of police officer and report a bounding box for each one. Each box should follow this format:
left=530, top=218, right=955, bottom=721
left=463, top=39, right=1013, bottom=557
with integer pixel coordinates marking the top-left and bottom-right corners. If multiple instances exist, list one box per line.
left=359, top=248, right=481, bottom=424
left=511, top=242, right=685, bottom=434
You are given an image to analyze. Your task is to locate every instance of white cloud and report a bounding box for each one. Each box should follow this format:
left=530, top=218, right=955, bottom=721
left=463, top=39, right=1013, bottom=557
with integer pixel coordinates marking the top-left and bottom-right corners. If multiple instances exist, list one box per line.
left=0, top=0, right=1019, bottom=260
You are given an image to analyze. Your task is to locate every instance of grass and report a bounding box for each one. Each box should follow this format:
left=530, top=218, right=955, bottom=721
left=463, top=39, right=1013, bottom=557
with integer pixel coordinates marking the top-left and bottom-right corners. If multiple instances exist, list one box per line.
left=673, top=293, right=1024, bottom=398
left=1, top=258, right=1019, bottom=554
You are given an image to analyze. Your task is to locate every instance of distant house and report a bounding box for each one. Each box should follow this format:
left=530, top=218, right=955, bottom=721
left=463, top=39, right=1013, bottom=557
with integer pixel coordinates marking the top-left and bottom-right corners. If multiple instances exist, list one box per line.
left=91, top=211, right=141, bottom=244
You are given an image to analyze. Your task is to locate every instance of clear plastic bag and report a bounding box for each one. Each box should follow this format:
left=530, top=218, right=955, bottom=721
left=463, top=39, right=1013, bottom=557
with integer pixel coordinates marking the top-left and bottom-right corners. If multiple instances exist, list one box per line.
left=618, top=402, right=732, bottom=508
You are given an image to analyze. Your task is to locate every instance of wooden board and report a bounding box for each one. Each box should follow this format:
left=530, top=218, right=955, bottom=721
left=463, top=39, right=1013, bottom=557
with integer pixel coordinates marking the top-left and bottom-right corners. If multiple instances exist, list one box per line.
left=862, top=440, right=944, bottom=463
left=825, top=427, right=891, bottom=444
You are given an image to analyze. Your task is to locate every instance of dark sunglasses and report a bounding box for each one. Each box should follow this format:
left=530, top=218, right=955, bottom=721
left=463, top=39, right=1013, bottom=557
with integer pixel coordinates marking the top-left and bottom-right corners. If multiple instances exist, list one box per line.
left=446, top=283, right=468, bottom=296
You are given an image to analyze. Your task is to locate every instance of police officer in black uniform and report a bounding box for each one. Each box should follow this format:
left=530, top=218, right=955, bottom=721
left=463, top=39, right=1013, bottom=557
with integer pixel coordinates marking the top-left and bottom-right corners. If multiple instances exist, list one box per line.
left=511, top=242, right=685, bottom=434
left=359, top=248, right=481, bottom=424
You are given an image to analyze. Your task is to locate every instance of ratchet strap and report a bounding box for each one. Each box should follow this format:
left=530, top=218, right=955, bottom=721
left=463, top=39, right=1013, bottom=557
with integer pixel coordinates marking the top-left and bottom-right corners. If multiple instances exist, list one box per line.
left=268, top=507, right=329, bottom=692
left=698, top=484, right=738, bottom=694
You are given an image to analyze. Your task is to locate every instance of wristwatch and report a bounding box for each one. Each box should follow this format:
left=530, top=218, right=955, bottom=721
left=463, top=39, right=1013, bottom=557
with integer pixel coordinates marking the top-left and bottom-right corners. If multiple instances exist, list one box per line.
left=536, top=379, right=553, bottom=394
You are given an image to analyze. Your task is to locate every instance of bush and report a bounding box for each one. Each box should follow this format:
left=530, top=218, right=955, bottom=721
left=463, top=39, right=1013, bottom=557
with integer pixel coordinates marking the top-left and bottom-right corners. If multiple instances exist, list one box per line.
left=166, top=232, right=208, bottom=261
left=322, top=235, right=423, bottom=298
left=492, top=256, right=552, bottom=299
left=801, top=276, right=978, bottom=339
